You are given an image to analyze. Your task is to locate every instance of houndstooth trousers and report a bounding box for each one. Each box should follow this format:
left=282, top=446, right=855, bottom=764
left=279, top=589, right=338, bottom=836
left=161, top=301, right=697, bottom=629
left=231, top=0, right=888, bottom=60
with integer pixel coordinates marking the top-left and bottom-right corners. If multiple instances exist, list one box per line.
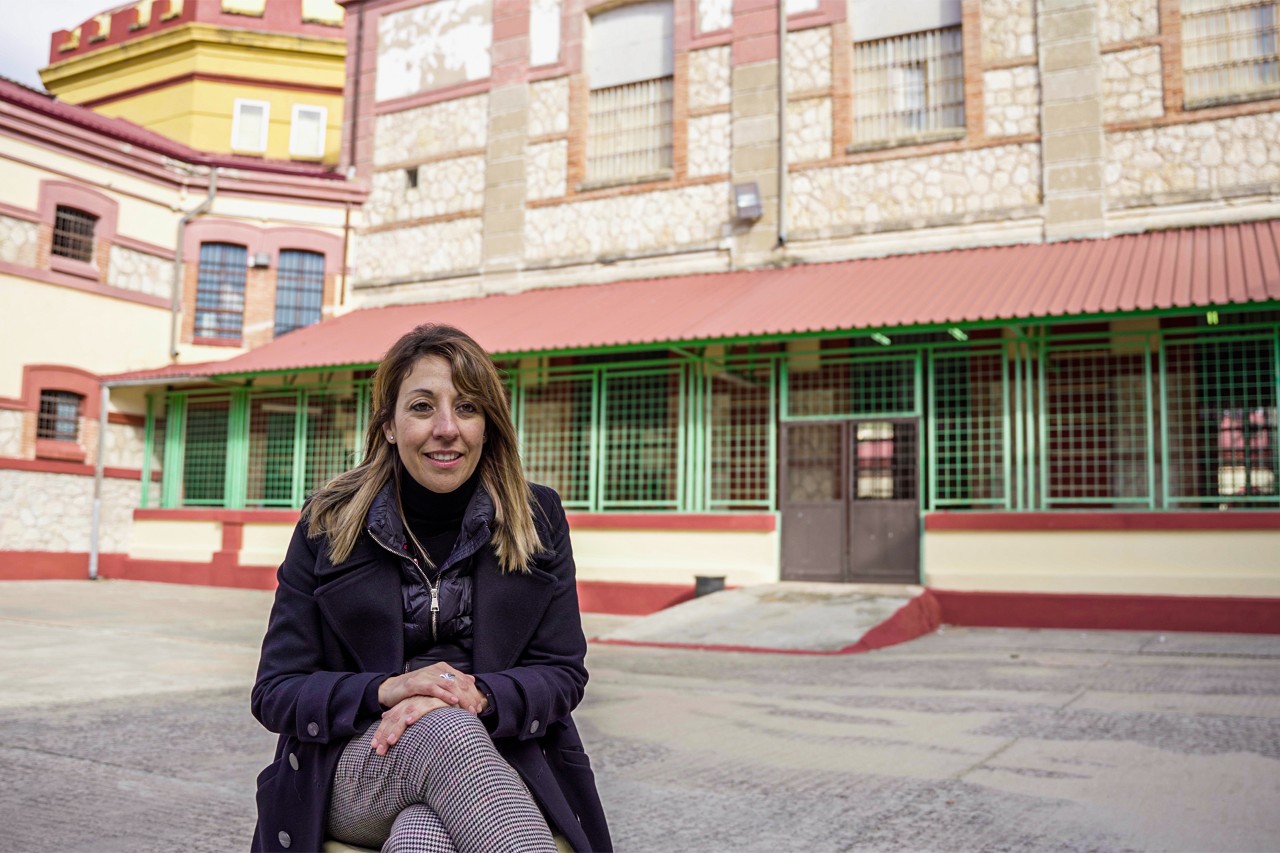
left=327, top=707, right=558, bottom=853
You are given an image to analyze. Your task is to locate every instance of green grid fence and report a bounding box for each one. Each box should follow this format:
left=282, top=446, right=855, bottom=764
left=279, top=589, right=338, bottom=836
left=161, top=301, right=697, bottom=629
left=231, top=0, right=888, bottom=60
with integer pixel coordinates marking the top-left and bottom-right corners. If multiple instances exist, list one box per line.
left=246, top=394, right=300, bottom=507
left=707, top=360, right=775, bottom=508
left=304, top=387, right=363, bottom=499
left=786, top=354, right=918, bottom=418
left=929, top=349, right=1007, bottom=508
left=1164, top=333, right=1279, bottom=507
left=181, top=396, right=231, bottom=506
left=601, top=368, right=683, bottom=508
left=519, top=372, right=595, bottom=508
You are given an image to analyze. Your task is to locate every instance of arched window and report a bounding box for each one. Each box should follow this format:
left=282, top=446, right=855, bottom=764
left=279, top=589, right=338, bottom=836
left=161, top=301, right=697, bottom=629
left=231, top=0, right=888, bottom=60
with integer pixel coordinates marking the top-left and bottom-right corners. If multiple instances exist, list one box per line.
left=195, top=242, right=247, bottom=340
left=275, top=249, right=325, bottom=335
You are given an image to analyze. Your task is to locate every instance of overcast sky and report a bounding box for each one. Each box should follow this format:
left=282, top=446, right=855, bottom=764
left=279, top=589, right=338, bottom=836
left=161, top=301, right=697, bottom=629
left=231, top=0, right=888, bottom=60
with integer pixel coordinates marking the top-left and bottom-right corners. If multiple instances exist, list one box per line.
left=0, top=0, right=128, bottom=90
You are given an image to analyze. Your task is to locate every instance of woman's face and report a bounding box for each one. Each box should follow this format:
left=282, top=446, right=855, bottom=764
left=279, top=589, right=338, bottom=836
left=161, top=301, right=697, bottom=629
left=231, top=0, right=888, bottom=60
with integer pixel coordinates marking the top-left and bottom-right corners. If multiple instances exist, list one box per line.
left=385, top=355, right=486, bottom=494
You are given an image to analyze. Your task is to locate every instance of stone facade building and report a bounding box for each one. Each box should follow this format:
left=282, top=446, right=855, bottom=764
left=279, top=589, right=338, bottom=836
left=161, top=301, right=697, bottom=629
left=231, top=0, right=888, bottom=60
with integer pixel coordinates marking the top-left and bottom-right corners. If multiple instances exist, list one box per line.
left=9, top=0, right=1280, bottom=630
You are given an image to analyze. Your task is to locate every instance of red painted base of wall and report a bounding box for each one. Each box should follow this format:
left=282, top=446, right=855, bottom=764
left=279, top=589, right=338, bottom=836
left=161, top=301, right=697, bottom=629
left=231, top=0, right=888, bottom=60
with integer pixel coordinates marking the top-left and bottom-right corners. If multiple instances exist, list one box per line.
left=0, top=551, right=132, bottom=580
left=576, top=580, right=695, bottom=615
left=102, top=558, right=278, bottom=590
left=933, top=589, right=1280, bottom=635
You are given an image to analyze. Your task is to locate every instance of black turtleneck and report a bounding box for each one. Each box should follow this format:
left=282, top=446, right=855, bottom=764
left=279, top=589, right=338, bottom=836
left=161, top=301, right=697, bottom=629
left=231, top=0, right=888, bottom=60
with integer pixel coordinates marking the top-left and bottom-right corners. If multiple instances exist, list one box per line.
left=399, top=468, right=480, bottom=571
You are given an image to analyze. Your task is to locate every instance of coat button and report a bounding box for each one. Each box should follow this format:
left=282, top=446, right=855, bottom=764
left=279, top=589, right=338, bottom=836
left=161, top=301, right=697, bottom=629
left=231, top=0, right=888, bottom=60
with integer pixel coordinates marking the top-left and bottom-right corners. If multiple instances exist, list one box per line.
left=278, top=830, right=291, bottom=848
left=529, top=719, right=540, bottom=734
left=288, top=752, right=299, bottom=771
left=307, top=722, right=319, bottom=737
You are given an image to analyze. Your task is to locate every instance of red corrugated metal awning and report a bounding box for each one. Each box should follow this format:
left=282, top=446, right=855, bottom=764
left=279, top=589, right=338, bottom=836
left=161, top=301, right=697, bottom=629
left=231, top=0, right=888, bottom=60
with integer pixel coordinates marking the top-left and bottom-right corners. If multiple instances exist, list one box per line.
left=108, top=220, right=1280, bottom=383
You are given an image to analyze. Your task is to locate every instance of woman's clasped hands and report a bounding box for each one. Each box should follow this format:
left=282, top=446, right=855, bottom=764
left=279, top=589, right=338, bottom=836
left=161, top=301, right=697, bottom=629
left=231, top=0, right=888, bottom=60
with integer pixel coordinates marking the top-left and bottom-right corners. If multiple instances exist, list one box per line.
left=371, top=662, right=490, bottom=755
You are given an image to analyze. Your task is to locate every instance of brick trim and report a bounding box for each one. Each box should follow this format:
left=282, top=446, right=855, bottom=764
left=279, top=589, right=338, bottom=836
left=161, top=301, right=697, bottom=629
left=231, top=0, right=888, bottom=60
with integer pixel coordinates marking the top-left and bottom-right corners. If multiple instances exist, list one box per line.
left=0, top=457, right=148, bottom=481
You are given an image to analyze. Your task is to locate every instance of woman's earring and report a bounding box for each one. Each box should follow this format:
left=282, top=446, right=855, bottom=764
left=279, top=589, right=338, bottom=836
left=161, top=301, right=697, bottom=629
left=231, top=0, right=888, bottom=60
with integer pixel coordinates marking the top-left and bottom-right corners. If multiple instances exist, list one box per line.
left=388, top=435, right=396, bottom=444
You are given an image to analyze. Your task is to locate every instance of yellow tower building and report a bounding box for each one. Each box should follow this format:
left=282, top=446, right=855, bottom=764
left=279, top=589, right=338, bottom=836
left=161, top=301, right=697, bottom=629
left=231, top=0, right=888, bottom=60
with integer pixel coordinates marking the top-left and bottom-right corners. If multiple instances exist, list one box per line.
left=39, top=0, right=346, bottom=165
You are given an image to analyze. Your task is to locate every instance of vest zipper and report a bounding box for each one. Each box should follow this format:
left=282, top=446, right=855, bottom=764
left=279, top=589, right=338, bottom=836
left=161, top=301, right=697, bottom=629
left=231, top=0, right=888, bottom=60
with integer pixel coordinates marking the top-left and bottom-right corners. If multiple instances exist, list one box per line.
left=369, top=531, right=440, bottom=646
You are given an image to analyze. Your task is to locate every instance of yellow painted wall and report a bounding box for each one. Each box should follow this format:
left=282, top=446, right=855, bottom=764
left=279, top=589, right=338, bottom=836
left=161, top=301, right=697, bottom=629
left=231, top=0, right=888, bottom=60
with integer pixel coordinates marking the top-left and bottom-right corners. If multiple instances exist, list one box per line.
left=41, top=26, right=345, bottom=164
left=571, top=528, right=781, bottom=587
left=924, top=530, right=1280, bottom=597
left=129, top=519, right=221, bottom=562
left=240, top=523, right=297, bottom=567
left=0, top=275, right=172, bottom=399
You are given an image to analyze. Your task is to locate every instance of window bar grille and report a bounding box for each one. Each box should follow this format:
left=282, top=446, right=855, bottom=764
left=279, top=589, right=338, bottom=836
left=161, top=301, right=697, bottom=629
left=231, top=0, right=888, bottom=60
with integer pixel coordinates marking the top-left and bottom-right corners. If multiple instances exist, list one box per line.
left=246, top=394, right=300, bottom=507
left=587, top=76, right=674, bottom=182
left=519, top=371, right=595, bottom=509
left=37, top=390, right=81, bottom=441
left=784, top=354, right=918, bottom=419
left=1182, top=0, right=1280, bottom=105
left=600, top=368, right=682, bottom=509
left=194, top=243, right=247, bottom=340
left=181, top=396, right=231, bottom=506
left=51, top=206, right=97, bottom=262
left=275, top=250, right=325, bottom=336
left=708, top=359, right=776, bottom=509
left=852, top=25, right=965, bottom=144
left=303, top=386, right=362, bottom=499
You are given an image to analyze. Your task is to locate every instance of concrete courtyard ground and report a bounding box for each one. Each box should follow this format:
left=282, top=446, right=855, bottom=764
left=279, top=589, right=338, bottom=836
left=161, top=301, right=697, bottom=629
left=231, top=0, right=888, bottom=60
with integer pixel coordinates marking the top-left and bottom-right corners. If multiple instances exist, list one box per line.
left=0, top=579, right=1277, bottom=852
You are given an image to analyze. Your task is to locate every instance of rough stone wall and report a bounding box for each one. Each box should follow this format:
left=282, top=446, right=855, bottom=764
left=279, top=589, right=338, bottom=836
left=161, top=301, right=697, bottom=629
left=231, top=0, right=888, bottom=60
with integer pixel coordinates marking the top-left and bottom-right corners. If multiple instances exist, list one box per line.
left=696, top=0, right=731, bottom=33
left=1103, top=46, right=1164, bottom=124
left=0, top=469, right=136, bottom=552
left=1097, top=0, right=1160, bottom=44
left=981, top=0, right=1036, bottom=62
left=527, top=140, right=568, bottom=200
left=373, top=95, right=489, bottom=166
left=1106, top=111, right=1280, bottom=206
left=353, top=217, right=483, bottom=281
left=523, top=182, right=730, bottom=263
left=528, top=77, right=570, bottom=137
left=688, top=47, right=732, bottom=110
left=375, top=0, right=492, bottom=101
left=0, top=216, right=39, bottom=266
left=365, top=155, right=486, bottom=226
left=985, top=65, right=1041, bottom=137
left=0, top=410, right=23, bottom=457
left=786, top=27, right=831, bottom=94
left=787, top=97, right=832, bottom=163
left=106, top=246, right=173, bottom=300
left=688, top=112, right=732, bottom=177
left=103, top=421, right=147, bottom=469
left=788, top=143, right=1042, bottom=236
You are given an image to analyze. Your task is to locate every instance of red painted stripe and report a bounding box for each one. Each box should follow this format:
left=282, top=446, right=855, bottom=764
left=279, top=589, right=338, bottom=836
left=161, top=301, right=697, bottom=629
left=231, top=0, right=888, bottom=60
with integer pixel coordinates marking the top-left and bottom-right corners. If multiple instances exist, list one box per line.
left=0, top=551, right=91, bottom=580
left=933, top=589, right=1280, bottom=634
left=101, top=558, right=279, bottom=590
left=925, top=511, right=1280, bottom=531
left=0, top=457, right=148, bottom=481
left=576, top=580, right=695, bottom=615
left=566, top=513, right=777, bottom=532
left=133, top=508, right=301, bottom=523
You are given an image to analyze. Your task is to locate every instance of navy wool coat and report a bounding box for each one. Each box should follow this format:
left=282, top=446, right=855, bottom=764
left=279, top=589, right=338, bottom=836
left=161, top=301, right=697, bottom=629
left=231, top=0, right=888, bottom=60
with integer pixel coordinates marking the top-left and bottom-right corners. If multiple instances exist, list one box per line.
left=250, top=483, right=611, bottom=853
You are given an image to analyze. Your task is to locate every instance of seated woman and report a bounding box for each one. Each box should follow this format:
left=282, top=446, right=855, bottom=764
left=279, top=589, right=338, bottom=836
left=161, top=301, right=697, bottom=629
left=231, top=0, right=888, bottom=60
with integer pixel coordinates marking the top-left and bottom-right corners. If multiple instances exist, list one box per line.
left=251, top=323, right=611, bottom=853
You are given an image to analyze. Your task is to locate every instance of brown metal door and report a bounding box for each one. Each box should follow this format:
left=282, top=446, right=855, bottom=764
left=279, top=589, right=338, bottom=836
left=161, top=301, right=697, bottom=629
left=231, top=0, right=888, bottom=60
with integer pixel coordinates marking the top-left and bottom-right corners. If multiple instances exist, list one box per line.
left=780, top=422, right=845, bottom=582
left=781, top=420, right=920, bottom=583
left=848, top=420, right=920, bottom=583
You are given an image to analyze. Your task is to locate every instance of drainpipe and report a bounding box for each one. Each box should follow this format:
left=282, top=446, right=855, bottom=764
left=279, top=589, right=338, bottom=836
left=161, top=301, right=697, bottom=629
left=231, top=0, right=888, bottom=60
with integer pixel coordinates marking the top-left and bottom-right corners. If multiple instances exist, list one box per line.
left=776, top=0, right=788, bottom=248
left=170, top=168, right=219, bottom=361
left=87, top=381, right=110, bottom=580
left=346, top=3, right=365, bottom=178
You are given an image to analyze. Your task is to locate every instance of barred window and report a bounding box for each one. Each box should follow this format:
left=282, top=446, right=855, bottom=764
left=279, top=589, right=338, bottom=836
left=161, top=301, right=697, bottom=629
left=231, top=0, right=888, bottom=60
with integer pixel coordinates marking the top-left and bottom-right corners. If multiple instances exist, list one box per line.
left=1182, top=0, right=1280, bottom=106
left=275, top=249, right=325, bottom=336
left=852, top=25, right=965, bottom=146
left=52, top=206, right=97, bottom=263
left=194, top=242, right=247, bottom=340
left=587, top=1, right=674, bottom=183
left=38, top=390, right=82, bottom=442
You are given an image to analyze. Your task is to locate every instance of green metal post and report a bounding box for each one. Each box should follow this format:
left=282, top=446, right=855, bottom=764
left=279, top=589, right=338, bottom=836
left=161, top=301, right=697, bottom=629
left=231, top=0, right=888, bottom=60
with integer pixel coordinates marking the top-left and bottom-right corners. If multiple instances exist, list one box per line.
left=1011, top=336, right=1024, bottom=511
left=226, top=388, right=249, bottom=509
left=1000, top=345, right=1012, bottom=510
left=292, top=388, right=308, bottom=507
left=1035, top=331, right=1047, bottom=511
left=589, top=369, right=603, bottom=513
left=1143, top=335, right=1157, bottom=509
left=161, top=394, right=186, bottom=508
left=766, top=358, right=778, bottom=512
left=1159, top=334, right=1171, bottom=508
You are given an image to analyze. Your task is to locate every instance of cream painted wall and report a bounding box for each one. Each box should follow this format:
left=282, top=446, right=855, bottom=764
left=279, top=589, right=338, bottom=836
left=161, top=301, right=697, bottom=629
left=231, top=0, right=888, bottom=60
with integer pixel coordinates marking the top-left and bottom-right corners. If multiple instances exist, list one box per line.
left=128, top=519, right=221, bottom=562
left=571, top=528, right=780, bottom=587
left=0, top=275, right=171, bottom=398
left=240, top=523, right=296, bottom=567
left=924, top=530, right=1280, bottom=597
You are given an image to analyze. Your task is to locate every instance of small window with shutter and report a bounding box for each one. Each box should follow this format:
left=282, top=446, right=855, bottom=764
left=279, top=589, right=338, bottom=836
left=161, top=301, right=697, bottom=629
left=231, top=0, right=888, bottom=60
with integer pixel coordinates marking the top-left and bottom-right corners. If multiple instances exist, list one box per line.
left=232, top=99, right=270, bottom=152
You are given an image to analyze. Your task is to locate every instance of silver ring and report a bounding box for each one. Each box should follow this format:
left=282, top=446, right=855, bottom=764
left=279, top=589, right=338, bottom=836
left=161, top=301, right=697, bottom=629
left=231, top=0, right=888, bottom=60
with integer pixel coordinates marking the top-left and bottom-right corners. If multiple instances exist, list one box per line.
left=438, top=673, right=456, bottom=681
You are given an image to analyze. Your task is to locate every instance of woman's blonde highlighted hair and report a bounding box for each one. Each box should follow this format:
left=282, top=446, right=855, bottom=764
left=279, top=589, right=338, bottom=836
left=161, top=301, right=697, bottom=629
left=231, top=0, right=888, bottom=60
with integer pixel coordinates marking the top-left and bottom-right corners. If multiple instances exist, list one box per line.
left=303, top=323, right=541, bottom=572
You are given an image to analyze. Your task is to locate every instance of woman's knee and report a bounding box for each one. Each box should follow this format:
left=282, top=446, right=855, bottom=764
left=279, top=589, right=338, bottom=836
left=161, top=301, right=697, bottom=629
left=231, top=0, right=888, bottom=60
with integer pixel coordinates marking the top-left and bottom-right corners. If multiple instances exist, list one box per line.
left=400, top=707, right=491, bottom=761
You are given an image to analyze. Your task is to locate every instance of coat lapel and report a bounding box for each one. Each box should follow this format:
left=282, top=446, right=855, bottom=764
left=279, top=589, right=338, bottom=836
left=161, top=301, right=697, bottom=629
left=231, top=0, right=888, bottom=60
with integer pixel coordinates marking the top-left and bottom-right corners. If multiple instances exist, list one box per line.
left=315, top=551, right=404, bottom=673
left=473, top=548, right=555, bottom=673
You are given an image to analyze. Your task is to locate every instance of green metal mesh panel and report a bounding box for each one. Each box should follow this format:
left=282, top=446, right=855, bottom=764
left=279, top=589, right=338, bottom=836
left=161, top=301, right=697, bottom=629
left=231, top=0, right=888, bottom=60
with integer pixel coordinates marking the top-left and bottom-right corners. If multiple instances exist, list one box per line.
left=521, top=374, right=594, bottom=507
left=931, top=351, right=1006, bottom=507
left=787, top=355, right=916, bottom=417
left=304, top=387, right=362, bottom=499
left=1165, top=336, right=1278, bottom=506
left=784, top=422, right=842, bottom=502
left=708, top=362, right=773, bottom=508
left=246, top=394, right=299, bottom=507
left=1044, top=347, right=1152, bottom=505
left=602, top=369, right=681, bottom=507
left=181, top=397, right=230, bottom=506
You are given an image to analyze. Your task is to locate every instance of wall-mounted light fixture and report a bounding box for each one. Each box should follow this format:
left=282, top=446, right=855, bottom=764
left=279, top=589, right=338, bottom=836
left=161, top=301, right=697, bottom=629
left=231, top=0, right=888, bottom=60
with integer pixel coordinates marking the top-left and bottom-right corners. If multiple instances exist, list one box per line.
left=870, top=332, right=892, bottom=346
left=733, top=182, right=763, bottom=221
left=948, top=327, right=969, bottom=341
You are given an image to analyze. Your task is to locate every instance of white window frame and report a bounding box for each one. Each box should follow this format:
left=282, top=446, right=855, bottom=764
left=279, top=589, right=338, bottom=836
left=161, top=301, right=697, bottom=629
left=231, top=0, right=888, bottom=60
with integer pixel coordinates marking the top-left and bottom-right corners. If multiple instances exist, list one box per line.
left=231, top=98, right=270, bottom=153
left=289, top=104, right=328, bottom=159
